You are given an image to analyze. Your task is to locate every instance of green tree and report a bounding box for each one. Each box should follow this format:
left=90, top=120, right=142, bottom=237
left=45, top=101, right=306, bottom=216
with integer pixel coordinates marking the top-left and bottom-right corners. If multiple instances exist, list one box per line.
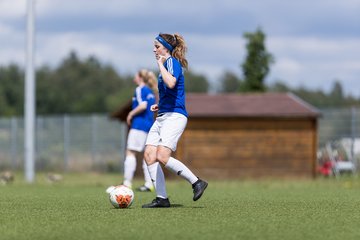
left=106, top=74, right=134, bottom=111
left=36, top=51, right=128, bottom=114
left=267, top=80, right=360, bottom=108
left=219, top=71, right=242, bottom=93
left=268, top=81, right=290, bottom=93
left=329, top=80, right=344, bottom=107
left=184, top=71, right=209, bottom=93
left=241, top=27, right=274, bottom=92
left=0, top=64, right=24, bottom=116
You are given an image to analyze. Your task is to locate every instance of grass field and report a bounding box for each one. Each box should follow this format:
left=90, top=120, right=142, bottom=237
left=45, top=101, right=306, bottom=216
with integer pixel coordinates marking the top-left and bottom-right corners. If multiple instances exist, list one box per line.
left=1, top=173, right=360, bottom=240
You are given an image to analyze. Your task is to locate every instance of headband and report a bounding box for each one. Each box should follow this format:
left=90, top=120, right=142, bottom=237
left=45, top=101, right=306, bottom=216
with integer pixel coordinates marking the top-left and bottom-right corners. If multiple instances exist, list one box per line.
left=156, top=35, right=174, bottom=52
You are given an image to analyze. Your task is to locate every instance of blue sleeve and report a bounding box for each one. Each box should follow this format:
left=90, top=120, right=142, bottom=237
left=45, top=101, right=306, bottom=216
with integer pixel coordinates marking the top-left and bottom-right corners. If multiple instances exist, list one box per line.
left=141, top=87, right=147, bottom=102
left=142, top=87, right=155, bottom=104
left=166, top=57, right=181, bottom=79
left=135, top=87, right=145, bottom=103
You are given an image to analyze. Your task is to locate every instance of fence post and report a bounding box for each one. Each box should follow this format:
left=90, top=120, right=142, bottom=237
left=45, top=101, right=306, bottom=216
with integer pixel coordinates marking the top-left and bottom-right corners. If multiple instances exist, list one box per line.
left=63, top=114, right=70, bottom=171
left=11, top=117, right=18, bottom=169
left=91, top=114, right=98, bottom=168
left=119, top=123, right=127, bottom=172
left=36, top=116, right=43, bottom=169
left=351, top=107, right=357, bottom=170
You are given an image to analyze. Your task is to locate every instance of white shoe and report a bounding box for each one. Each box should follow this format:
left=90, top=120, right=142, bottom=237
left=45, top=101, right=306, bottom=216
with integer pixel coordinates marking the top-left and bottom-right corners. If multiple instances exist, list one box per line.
left=123, top=180, right=132, bottom=189
left=136, top=185, right=154, bottom=192
left=105, top=186, right=115, bottom=194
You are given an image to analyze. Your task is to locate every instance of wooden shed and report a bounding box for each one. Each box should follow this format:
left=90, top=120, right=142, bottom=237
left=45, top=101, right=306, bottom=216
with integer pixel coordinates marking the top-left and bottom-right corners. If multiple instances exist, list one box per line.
left=111, top=92, right=320, bottom=179
left=175, top=93, right=320, bottom=179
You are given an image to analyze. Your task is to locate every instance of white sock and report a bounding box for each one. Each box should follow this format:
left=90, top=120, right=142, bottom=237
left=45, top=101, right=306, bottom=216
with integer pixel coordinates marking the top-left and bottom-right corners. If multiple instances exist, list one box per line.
left=123, top=155, right=136, bottom=187
left=165, top=157, right=198, bottom=184
left=142, top=159, right=153, bottom=189
left=147, top=162, right=167, bottom=199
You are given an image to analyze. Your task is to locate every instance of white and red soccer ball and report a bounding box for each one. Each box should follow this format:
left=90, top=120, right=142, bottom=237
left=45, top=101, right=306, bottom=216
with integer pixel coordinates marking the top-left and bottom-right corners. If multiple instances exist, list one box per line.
left=108, top=185, right=134, bottom=209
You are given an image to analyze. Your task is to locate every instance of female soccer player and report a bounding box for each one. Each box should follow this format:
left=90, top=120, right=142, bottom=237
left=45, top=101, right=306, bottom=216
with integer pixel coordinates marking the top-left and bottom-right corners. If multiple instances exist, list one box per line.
left=107, top=69, right=157, bottom=193
left=142, top=33, right=208, bottom=208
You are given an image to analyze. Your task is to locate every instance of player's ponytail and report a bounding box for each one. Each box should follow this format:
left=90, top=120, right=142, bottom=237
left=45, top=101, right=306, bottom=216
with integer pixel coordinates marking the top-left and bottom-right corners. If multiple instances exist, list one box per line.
left=159, top=33, right=188, bottom=70
left=144, top=70, right=158, bottom=95
left=138, top=69, right=148, bottom=82
left=138, top=69, right=158, bottom=101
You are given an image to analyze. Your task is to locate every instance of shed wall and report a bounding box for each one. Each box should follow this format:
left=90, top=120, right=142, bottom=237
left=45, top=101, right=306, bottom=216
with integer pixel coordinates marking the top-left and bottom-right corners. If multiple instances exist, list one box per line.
left=174, top=117, right=317, bottom=179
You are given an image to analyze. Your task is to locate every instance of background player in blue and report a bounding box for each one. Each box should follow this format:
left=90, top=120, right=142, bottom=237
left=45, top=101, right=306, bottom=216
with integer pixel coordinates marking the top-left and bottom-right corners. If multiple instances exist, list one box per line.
left=142, top=33, right=208, bottom=208
left=107, top=69, right=157, bottom=193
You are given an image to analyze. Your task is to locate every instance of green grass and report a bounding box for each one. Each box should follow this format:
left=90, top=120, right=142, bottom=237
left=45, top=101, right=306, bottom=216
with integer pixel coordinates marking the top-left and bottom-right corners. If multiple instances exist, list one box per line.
left=1, top=173, right=360, bottom=240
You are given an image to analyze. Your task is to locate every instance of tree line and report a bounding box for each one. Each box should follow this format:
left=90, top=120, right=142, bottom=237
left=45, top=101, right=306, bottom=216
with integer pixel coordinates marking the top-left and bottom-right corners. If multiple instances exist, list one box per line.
left=0, top=51, right=209, bottom=116
left=1, top=28, right=359, bottom=117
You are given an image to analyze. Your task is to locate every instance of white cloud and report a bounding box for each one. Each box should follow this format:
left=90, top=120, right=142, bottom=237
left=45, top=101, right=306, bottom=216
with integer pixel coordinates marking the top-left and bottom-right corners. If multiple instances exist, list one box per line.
left=267, top=36, right=360, bottom=96
left=34, top=0, right=233, bottom=18
left=269, top=37, right=360, bottom=60
left=0, top=0, right=25, bottom=19
left=0, top=48, right=24, bottom=66
left=35, top=32, right=360, bottom=97
left=0, top=23, right=24, bottom=65
left=272, top=58, right=303, bottom=78
left=0, top=22, right=13, bottom=34
left=187, top=34, right=245, bottom=64
left=37, top=0, right=104, bottom=17
left=36, top=0, right=165, bottom=18
left=34, top=31, right=156, bottom=72
left=1, top=0, right=359, bottom=97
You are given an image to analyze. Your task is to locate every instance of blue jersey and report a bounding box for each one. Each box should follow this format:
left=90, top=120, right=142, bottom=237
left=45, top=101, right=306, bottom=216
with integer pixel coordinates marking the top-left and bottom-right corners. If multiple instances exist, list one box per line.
left=158, top=57, right=188, bottom=117
left=131, top=85, right=156, bottom=132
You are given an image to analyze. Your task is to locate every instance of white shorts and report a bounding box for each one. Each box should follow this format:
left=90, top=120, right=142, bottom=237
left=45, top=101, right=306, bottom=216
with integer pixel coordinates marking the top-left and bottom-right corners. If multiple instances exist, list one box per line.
left=127, top=129, right=148, bottom=152
left=145, top=112, right=187, bottom=152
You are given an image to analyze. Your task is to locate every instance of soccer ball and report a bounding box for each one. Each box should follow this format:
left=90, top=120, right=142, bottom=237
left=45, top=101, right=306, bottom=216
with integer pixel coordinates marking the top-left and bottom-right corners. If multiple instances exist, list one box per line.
left=108, top=185, right=134, bottom=209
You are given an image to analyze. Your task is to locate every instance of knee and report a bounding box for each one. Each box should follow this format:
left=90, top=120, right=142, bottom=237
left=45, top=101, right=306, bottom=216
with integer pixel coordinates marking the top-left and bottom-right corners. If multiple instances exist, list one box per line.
left=156, top=150, right=170, bottom=165
left=144, top=147, right=156, bottom=165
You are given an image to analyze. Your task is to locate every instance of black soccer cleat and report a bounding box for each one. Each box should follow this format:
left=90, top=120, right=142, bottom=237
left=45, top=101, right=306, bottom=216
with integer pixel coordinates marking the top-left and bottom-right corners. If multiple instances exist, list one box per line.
left=192, top=179, right=208, bottom=201
left=142, top=197, right=171, bottom=208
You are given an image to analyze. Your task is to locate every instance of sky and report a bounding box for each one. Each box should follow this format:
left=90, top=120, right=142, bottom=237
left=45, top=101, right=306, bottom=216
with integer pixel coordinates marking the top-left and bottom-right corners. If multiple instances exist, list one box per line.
left=1, top=0, right=360, bottom=96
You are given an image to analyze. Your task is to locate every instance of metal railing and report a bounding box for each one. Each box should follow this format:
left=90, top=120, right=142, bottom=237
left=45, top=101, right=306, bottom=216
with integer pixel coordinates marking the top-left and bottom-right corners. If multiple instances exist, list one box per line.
left=0, top=108, right=359, bottom=173
left=0, top=114, right=127, bottom=172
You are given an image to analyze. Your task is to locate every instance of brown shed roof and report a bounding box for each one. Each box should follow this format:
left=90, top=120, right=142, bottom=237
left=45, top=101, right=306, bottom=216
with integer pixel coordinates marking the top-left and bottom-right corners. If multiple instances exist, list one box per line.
left=186, top=92, right=320, bottom=118
left=110, top=92, right=320, bottom=121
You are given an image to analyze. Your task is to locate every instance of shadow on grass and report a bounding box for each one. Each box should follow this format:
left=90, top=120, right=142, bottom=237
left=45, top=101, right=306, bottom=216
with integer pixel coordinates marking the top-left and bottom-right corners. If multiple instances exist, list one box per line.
left=170, top=204, right=184, bottom=208
left=170, top=204, right=205, bottom=209
left=109, top=204, right=205, bottom=209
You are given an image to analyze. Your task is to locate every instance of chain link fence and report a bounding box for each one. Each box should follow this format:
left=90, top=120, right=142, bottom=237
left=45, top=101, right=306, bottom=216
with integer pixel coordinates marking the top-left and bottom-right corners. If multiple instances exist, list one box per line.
left=0, top=108, right=359, bottom=173
left=318, top=107, right=360, bottom=174
left=0, top=114, right=127, bottom=172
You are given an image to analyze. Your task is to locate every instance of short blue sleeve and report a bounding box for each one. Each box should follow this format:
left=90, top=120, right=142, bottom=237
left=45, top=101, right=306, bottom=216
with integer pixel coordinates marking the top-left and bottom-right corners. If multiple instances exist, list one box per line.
left=142, top=87, right=155, bottom=105
left=166, top=57, right=181, bottom=79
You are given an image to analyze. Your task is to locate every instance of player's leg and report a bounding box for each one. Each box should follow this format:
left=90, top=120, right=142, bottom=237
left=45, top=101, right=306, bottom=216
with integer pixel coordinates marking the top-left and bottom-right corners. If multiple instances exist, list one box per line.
left=135, top=133, right=154, bottom=192
left=159, top=148, right=208, bottom=201
left=136, top=159, right=154, bottom=192
left=106, top=149, right=136, bottom=194
left=123, top=129, right=148, bottom=188
left=142, top=145, right=170, bottom=208
left=106, top=129, right=139, bottom=193
left=159, top=113, right=208, bottom=201
left=156, top=146, right=197, bottom=184
left=142, top=120, right=170, bottom=208
left=123, top=149, right=137, bottom=188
